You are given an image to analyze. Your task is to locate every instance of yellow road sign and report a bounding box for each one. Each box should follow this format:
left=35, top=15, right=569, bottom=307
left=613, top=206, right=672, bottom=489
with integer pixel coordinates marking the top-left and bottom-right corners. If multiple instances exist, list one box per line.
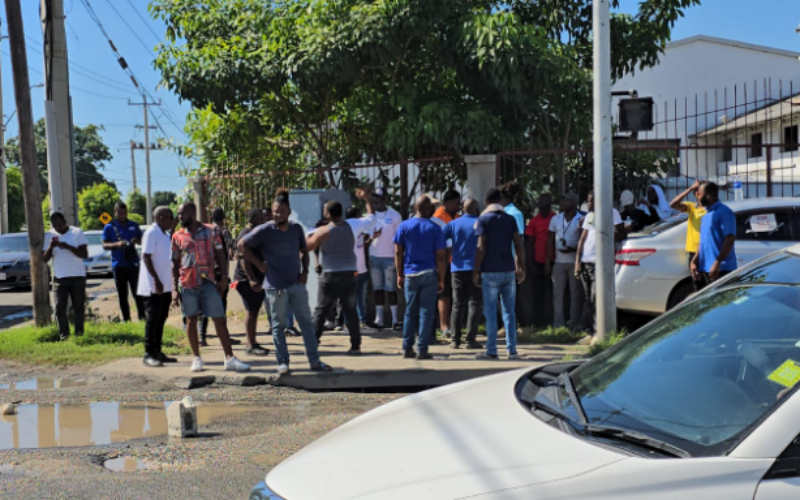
left=99, top=212, right=112, bottom=225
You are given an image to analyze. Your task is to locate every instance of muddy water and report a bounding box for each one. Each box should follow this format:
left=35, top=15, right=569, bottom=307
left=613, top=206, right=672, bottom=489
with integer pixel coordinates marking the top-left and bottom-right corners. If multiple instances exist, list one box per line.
left=103, top=457, right=151, bottom=472
left=0, top=402, right=257, bottom=450
left=0, top=377, right=87, bottom=390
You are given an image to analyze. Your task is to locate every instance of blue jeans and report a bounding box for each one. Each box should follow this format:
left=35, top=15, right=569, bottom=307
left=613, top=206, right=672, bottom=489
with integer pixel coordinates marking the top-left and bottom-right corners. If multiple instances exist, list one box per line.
left=482, top=272, right=517, bottom=356
left=370, top=256, right=397, bottom=292
left=181, top=281, right=226, bottom=319
left=402, top=271, right=438, bottom=353
left=265, top=283, right=320, bottom=367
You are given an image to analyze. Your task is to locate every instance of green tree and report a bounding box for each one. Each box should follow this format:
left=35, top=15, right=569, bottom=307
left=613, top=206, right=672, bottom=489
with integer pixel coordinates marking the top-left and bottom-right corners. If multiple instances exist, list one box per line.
left=5, top=167, right=25, bottom=232
left=125, top=189, right=147, bottom=219
left=153, top=190, right=177, bottom=207
left=4, top=119, right=115, bottom=196
left=78, top=183, right=122, bottom=231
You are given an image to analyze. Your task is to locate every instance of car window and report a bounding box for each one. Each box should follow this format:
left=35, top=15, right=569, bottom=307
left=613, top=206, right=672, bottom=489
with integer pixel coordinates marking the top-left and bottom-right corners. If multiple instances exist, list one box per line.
left=85, top=234, right=103, bottom=246
left=635, top=213, right=687, bottom=236
left=736, top=210, right=793, bottom=242
left=568, top=284, right=800, bottom=458
left=0, top=236, right=29, bottom=253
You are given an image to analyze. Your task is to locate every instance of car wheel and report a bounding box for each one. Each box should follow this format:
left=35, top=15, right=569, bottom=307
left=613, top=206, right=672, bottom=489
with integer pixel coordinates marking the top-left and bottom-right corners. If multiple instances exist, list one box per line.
left=667, top=281, right=695, bottom=310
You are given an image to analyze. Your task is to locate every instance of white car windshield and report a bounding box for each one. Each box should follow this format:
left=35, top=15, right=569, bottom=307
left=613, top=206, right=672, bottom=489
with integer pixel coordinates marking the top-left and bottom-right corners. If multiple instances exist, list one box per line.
left=0, top=236, right=29, bottom=254
left=85, top=234, right=104, bottom=246
left=568, top=281, right=800, bottom=457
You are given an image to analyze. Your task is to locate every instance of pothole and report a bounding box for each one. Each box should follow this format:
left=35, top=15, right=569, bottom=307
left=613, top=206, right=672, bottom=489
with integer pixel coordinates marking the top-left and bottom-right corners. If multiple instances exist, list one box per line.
left=0, top=377, right=87, bottom=390
left=0, top=401, right=258, bottom=450
left=103, top=457, right=152, bottom=472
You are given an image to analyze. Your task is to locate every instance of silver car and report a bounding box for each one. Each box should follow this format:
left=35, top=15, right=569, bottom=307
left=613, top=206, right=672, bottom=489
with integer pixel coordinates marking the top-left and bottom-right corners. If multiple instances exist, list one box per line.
left=616, top=198, right=800, bottom=315
left=83, top=230, right=113, bottom=276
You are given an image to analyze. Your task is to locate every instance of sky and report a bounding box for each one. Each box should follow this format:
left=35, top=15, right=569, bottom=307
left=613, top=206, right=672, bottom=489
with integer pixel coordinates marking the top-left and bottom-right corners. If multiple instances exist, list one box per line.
left=1, top=0, right=799, bottom=198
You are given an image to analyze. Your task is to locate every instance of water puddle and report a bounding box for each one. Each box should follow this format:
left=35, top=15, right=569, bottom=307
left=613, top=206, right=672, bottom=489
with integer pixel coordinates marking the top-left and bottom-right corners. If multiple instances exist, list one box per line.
left=0, top=310, right=33, bottom=324
left=103, top=456, right=151, bottom=472
left=0, top=377, right=87, bottom=390
left=0, top=401, right=257, bottom=450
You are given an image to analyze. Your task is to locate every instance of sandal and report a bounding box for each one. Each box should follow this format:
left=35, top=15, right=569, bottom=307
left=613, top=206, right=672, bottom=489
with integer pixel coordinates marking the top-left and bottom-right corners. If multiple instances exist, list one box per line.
left=310, top=362, right=333, bottom=372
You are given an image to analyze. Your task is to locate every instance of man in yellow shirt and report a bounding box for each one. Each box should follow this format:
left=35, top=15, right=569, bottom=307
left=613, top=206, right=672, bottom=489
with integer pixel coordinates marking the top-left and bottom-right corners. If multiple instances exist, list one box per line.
left=670, top=179, right=707, bottom=290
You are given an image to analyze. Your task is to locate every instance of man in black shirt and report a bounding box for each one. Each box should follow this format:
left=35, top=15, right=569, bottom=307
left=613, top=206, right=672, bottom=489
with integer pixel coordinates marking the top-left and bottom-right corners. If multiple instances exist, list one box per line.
left=233, top=208, right=270, bottom=356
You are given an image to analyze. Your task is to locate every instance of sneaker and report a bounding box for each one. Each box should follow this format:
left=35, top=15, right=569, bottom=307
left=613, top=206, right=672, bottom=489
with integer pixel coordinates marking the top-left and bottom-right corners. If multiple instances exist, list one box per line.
left=366, top=322, right=383, bottom=331
left=465, top=341, right=484, bottom=350
left=155, top=352, right=178, bottom=363
left=285, top=327, right=301, bottom=337
left=143, top=354, right=163, bottom=368
left=347, top=348, right=362, bottom=356
left=393, top=322, right=403, bottom=331
left=402, top=350, right=416, bottom=359
left=277, top=364, right=290, bottom=376
left=324, top=320, right=335, bottom=330
left=416, top=352, right=434, bottom=360
left=190, top=357, right=204, bottom=372
left=577, top=335, right=594, bottom=346
left=245, top=344, right=269, bottom=356
left=361, top=324, right=376, bottom=334
left=476, top=352, right=499, bottom=360
left=224, top=356, right=251, bottom=372
left=59, top=333, right=69, bottom=342
left=334, top=325, right=345, bottom=332
left=442, top=330, right=453, bottom=340
left=507, top=353, right=521, bottom=360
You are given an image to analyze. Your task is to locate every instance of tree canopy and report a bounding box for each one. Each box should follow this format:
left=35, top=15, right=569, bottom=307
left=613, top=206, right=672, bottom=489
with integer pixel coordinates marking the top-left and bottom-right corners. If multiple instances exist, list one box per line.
left=78, top=183, right=122, bottom=231
left=5, top=167, right=25, bottom=233
left=4, top=118, right=114, bottom=196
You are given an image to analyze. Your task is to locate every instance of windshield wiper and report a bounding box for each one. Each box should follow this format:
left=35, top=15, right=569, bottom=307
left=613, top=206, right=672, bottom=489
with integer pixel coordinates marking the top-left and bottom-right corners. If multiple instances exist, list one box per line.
left=531, top=393, right=576, bottom=426
left=558, top=372, right=587, bottom=425
left=583, top=424, right=691, bottom=458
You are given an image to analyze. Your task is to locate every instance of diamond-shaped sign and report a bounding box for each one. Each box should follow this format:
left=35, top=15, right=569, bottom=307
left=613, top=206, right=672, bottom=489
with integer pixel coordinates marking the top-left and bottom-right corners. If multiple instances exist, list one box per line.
left=99, top=212, right=112, bottom=225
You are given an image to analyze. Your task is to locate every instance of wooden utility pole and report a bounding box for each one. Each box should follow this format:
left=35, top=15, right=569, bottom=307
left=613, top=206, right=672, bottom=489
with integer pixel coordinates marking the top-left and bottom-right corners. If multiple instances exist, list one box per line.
left=5, top=0, right=51, bottom=325
left=129, top=98, right=161, bottom=224
left=129, top=140, right=137, bottom=191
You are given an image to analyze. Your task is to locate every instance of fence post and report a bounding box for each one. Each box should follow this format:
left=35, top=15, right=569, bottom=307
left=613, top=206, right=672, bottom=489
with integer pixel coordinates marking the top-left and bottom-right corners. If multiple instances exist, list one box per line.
left=400, top=159, right=409, bottom=218
left=766, top=146, right=772, bottom=197
left=192, top=177, right=209, bottom=223
left=464, top=155, right=497, bottom=209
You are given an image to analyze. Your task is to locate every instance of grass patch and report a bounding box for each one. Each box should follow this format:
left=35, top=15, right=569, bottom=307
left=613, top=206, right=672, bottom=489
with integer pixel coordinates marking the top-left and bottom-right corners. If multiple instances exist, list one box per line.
left=0, top=321, right=190, bottom=366
left=517, top=326, right=587, bottom=345
left=587, top=329, right=630, bottom=357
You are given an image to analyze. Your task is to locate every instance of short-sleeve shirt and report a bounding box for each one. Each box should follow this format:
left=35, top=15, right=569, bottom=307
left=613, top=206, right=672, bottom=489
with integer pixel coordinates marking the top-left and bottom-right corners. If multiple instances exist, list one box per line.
left=580, top=209, right=623, bottom=263
left=233, top=225, right=263, bottom=283
left=49, top=226, right=89, bottom=279
left=475, top=210, right=518, bottom=273
left=683, top=202, right=707, bottom=253
left=347, top=215, right=378, bottom=274
left=242, top=221, right=307, bottom=290
left=137, top=224, right=173, bottom=297
left=698, top=201, right=737, bottom=273
left=171, top=224, right=223, bottom=290
left=370, top=208, right=403, bottom=259
left=505, top=204, right=525, bottom=234
left=443, top=215, right=478, bottom=272
left=524, top=212, right=555, bottom=264
left=102, top=220, right=143, bottom=268
left=393, top=217, right=446, bottom=276
left=549, top=212, right=584, bottom=264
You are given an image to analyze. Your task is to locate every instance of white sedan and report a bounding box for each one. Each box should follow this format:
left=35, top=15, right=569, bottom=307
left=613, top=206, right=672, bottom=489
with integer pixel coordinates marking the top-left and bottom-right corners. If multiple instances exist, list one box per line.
left=83, top=230, right=113, bottom=276
left=616, top=197, right=800, bottom=314
left=251, top=244, right=800, bottom=499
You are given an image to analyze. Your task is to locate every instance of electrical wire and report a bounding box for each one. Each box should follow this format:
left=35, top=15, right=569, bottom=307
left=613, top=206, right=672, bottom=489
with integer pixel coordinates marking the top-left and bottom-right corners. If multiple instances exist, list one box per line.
left=24, top=34, right=132, bottom=88
left=101, top=0, right=157, bottom=57
left=123, top=0, right=162, bottom=44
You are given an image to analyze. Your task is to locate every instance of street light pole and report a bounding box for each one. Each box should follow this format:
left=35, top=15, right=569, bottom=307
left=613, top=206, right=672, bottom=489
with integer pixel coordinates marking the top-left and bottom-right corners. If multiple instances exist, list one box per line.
left=593, top=0, right=616, bottom=342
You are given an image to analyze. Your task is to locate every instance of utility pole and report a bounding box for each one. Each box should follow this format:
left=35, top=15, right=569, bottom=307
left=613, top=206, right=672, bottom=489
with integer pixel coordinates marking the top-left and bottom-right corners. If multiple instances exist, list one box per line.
left=5, top=0, right=51, bottom=325
left=0, top=26, right=7, bottom=235
left=129, top=140, right=137, bottom=191
left=593, top=0, right=616, bottom=342
left=128, top=98, right=161, bottom=224
left=41, top=0, right=77, bottom=225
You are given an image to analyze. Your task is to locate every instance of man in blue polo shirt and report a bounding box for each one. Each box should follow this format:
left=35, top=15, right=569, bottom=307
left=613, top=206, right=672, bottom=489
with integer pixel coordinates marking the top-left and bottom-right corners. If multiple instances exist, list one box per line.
left=443, top=198, right=482, bottom=350
left=103, top=201, right=145, bottom=322
left=691, top=182, right=737, bottom=288
left=394, top=195, right=447, bottom=360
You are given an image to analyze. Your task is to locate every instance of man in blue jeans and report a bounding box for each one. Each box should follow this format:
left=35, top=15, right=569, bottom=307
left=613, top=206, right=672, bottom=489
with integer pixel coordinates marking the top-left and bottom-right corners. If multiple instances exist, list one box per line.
left=394, top=195, right=447, bottom=360
left=473, top=188, right=526, bottom=360
left=239, top=189, right=333, bottom=376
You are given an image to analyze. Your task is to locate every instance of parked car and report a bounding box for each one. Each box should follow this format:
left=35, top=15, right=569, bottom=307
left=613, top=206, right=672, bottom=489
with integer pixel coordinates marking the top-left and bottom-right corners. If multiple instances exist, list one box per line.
left=0, top=232, right=51, bottom=289
left=616, top=198, right=800, bottom=315
left=251, top=244, right=800, bottom=499
left=83, top=230, right=113, bottom=276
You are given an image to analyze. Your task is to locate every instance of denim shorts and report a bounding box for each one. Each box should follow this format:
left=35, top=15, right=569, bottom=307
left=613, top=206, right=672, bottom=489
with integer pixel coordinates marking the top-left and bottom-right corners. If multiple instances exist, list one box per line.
left=369, top=256, right=397, bottom=292
left=181, top=281, right=226, bottom=319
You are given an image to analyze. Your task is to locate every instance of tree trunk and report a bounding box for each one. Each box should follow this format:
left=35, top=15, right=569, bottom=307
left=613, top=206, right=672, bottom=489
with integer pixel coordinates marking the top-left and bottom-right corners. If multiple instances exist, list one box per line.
left=6, top=0, right=51, bottom=326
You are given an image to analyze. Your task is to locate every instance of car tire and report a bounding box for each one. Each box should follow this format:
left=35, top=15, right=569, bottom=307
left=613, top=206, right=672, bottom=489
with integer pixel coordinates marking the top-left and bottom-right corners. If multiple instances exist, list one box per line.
left=667, top=281, right=695, bottom=310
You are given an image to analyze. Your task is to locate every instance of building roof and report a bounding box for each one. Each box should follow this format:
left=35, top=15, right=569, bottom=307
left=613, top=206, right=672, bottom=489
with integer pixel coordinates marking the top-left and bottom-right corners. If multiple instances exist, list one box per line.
left=667, top=35, right=800, bottom=59
left=694, top=94, right=800, bottom=137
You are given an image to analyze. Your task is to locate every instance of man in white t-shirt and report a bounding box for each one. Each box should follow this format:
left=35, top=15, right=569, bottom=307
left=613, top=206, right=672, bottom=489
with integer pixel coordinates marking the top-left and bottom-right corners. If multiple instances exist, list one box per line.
left=137, top=206, right=177, bottom=368
left=335, top=203, right=379, bottom=333
left=547, top=193, right=585, bottom=331
left=43, top=212, right=89, bottom=341
left=575, top=191, right=624, bottom=343
left=368, top=188, right=404, bottom=330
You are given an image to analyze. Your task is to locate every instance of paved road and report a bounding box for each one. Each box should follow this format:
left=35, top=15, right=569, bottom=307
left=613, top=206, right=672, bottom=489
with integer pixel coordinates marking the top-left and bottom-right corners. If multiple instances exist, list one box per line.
left=0, top=277, right=115, bottom=329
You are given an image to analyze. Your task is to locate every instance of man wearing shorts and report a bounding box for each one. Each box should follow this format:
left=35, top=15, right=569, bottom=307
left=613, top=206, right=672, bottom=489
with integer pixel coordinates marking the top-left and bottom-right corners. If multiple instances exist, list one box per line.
left=368, top=188, right=403, bottom=330
left=233, top=208, right=270, bottom=356
left=172, top=202, right=250, bottom=373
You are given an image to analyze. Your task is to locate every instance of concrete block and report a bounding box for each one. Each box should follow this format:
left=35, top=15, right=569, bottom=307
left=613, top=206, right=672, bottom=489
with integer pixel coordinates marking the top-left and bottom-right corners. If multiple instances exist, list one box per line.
left=167, top=399, right=197, bottom=437
left=173, top=376, right=215, bottom=390
left=0, top=403, right=16, bottom=416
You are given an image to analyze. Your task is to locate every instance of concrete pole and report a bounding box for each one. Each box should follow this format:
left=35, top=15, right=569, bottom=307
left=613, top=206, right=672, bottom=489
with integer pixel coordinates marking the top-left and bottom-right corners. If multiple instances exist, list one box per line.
left=593, top=0, right=616, bottom=342
left=143, top=96, right=153, bottom=224
left=6, top=0, right=51, bottom=325
left=130, top=140, right=137, bottom=192
left=0, top=33, right=8, bottom=234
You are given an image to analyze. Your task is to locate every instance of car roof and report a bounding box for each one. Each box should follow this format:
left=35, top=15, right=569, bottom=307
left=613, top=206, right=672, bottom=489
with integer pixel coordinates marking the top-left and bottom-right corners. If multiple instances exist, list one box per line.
left=725, top=198, right=800, bottom=211
left=84, top=230, right=104, bottom=235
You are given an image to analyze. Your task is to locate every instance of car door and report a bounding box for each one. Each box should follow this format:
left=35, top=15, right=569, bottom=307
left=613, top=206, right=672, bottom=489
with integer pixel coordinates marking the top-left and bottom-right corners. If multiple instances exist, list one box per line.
left=754, top=434, right=800, bottom=499
left=734, top=208, right=796, bottom=269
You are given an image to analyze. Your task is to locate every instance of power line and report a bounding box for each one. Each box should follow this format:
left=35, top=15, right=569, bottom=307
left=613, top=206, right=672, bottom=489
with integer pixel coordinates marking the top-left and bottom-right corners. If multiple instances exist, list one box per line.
left=101, top=0, right=156, bottom=58
left=123, top=0, right=162, bottom=43
left=24, top=34, right=132, bottom=88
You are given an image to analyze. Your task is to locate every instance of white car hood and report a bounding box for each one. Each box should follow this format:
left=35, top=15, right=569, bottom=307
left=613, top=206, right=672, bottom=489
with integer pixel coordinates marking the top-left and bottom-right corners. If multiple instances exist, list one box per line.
left=267, top=369, right=626, bottom=500
left=86, top=245, right=106, bottom=259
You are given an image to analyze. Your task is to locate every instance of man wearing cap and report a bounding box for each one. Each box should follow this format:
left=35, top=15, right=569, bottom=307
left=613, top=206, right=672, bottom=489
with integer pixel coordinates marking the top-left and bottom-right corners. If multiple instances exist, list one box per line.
left=547, top=193, right=585, bottom=330
left=368, top=188, right=404, bottom=331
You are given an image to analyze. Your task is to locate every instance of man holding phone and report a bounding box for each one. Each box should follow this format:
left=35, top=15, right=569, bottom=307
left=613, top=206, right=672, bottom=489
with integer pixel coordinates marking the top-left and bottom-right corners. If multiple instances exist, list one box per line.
left=103, top=201, right=145, bottom=322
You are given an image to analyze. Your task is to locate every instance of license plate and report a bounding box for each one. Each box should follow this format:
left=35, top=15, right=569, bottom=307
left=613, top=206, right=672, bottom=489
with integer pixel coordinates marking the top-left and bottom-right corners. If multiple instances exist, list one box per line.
left=0, top=273, right=6, bottom=280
